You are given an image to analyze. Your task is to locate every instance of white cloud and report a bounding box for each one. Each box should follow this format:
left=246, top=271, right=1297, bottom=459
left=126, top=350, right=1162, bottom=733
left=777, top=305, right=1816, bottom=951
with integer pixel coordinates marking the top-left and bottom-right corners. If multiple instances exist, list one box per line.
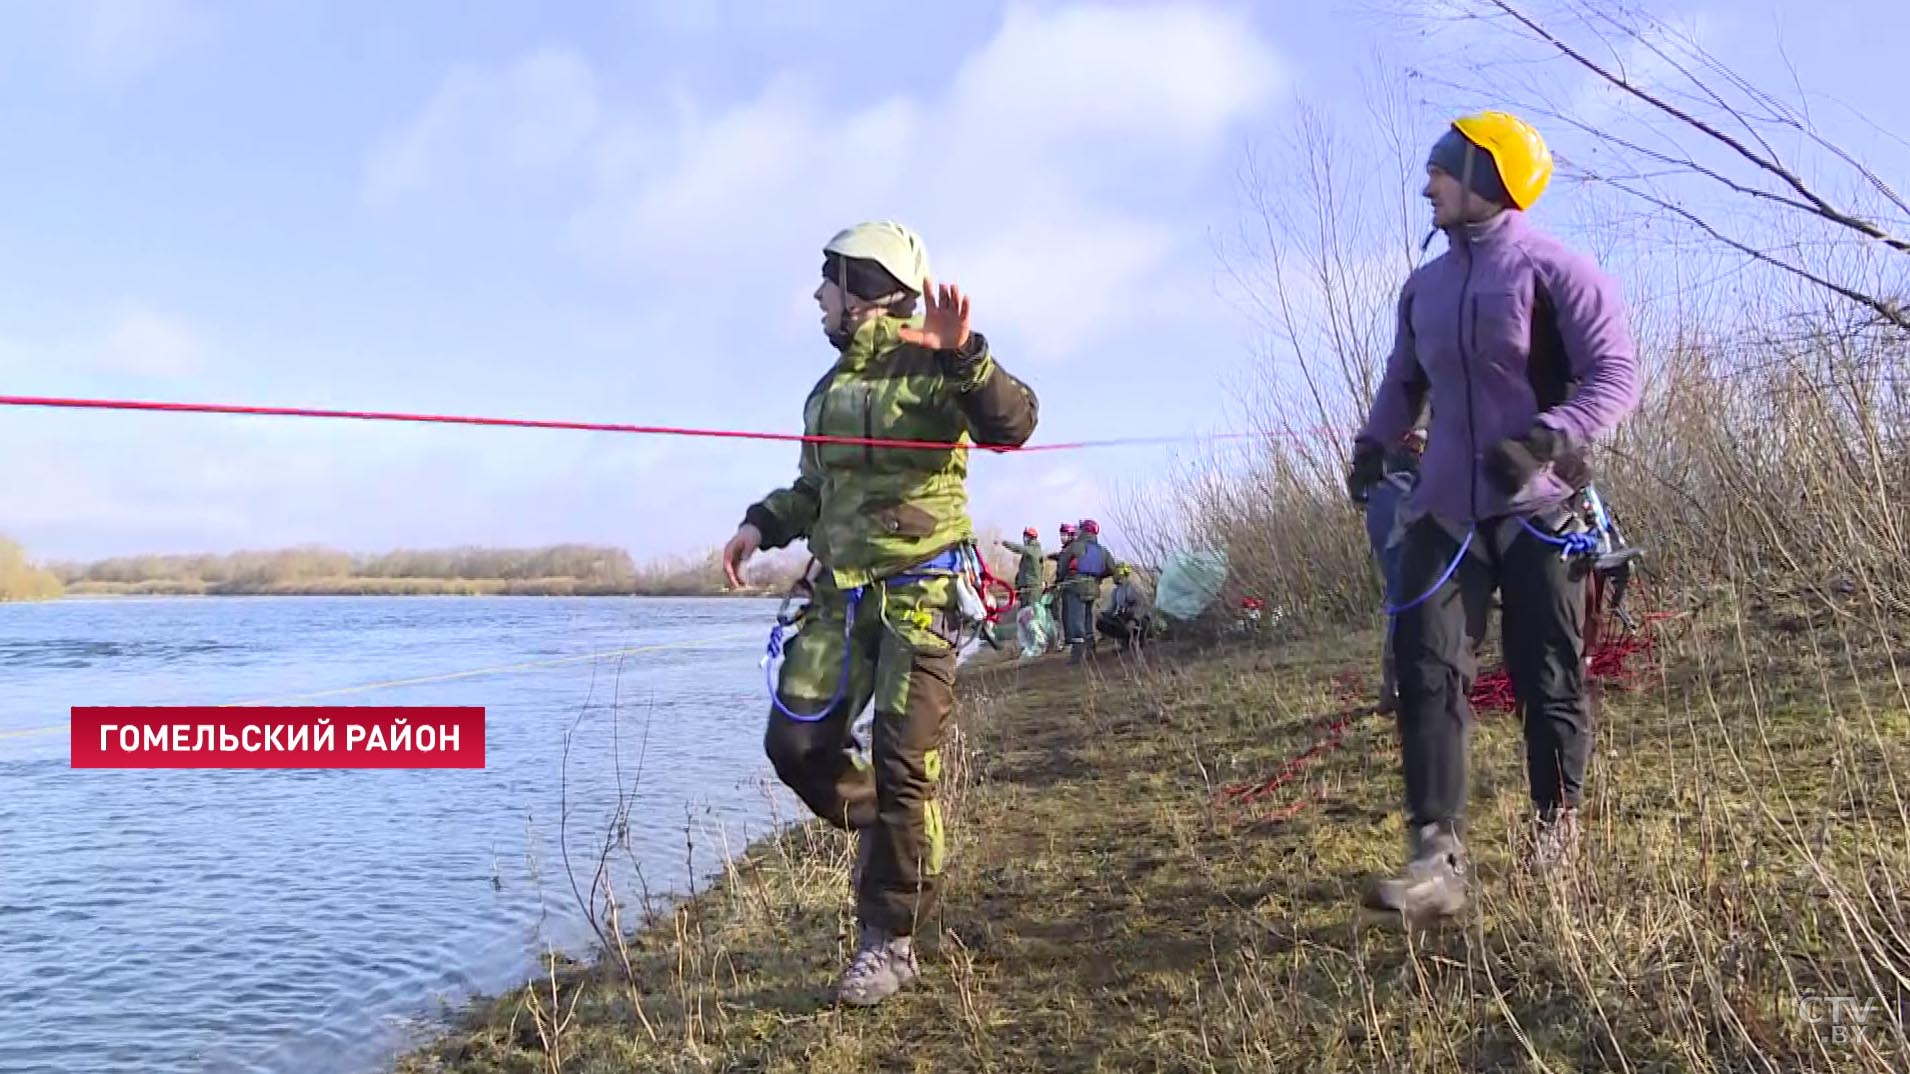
left=503, top=48, right=603, bottom=170
left=934, top=209, right=1179, bottom=365
left=0, top=304, right=211, bottom=381
left=945, top=3, right=1285, bottom=159
left=363, top=47, right=603, bottom=206
left=74, top=0, right=213, bottom=88
left=96, top=306, right=209, bottom=378
left=363, top=65, right=485, bottom=206
left=562, top=2, right=1288, bottom=364
left=969, top=457, right=1117, bottom=549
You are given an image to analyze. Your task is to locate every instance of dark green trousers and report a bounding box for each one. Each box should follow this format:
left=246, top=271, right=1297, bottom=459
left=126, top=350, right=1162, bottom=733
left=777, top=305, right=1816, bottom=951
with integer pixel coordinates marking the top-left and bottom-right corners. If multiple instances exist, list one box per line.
left=764, top=570, right=962, bottom=936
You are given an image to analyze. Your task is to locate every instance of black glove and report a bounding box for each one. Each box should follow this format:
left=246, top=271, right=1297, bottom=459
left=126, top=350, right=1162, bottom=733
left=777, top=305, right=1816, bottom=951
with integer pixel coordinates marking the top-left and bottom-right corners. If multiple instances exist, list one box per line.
left=1346, top=438, right=1385, bottom=503
left=1484, top=423, right=1562, bottom=496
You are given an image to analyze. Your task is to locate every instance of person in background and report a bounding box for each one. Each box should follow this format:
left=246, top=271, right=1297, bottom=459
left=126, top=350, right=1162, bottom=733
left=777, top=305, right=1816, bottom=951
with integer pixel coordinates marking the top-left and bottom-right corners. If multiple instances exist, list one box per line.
left=722, top=220, right=1040, bottom=1005
left=1059, top=518, right=1115, bottom=665
left=1360, top=427, right=1427, bottom=713
left=1096, top=562, right=1152, bottom=652
left=999, top=527, right=1045, bottom=612
left=1346, top=111, right=1641, bottom=922
left=1045, top=522, right=1077, bottom=652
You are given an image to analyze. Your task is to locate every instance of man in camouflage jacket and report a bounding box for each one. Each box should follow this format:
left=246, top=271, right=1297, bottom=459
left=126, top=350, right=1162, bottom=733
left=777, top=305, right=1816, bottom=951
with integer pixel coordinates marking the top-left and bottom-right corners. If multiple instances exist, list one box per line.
left=722, top=220, right=1039, bottom=1006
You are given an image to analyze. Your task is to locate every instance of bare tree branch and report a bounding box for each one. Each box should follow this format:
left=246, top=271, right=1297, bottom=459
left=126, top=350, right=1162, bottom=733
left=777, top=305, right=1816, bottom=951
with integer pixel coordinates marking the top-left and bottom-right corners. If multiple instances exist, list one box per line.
left=1593, top=173, right=1910, bottom=331
left=1485, top=0, right=1910, bottom=257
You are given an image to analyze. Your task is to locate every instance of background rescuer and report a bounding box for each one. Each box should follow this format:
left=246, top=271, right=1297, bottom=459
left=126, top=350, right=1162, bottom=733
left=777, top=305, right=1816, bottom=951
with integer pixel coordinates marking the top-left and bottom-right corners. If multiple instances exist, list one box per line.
left=1347, top=111, right=1642, bottom=921
left=721, top=220, right=1039, bottom=1005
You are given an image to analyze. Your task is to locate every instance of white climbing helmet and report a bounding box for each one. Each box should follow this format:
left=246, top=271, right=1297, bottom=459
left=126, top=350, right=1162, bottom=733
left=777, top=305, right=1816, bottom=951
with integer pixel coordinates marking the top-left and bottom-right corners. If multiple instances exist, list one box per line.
left=823, top=220, right=931, bottom=303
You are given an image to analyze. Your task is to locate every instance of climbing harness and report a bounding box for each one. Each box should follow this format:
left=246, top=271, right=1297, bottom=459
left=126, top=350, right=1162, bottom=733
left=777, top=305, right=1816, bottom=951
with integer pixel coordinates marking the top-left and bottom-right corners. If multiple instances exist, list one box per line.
left=1380, top=483, right=1643, bottom=621
left=762, top=542, right=1016, bottom=723
left=1574, top=484, right=1644, bottom=630
left=764, top=579, right=866, bottom=724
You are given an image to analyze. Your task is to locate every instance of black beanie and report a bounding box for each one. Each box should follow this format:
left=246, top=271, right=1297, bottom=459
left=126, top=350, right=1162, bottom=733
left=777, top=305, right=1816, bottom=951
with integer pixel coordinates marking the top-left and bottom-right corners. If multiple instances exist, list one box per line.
left=822, top=252, right=911, bottom=304
left=1428, top=126, right=1511, bottom=207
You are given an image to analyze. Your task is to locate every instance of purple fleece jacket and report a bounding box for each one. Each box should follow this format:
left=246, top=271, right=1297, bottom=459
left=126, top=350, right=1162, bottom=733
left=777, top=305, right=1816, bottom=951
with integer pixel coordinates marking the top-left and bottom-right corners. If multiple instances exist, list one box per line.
left=1359, top=209, right=1642, bottom=526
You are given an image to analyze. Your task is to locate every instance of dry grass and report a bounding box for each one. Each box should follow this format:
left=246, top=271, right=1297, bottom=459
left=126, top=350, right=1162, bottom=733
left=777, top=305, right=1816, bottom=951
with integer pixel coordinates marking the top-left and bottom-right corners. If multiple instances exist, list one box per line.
left=0, top=535, right=63, bottom=601
left=389, top=580, right=1910, bottom=1073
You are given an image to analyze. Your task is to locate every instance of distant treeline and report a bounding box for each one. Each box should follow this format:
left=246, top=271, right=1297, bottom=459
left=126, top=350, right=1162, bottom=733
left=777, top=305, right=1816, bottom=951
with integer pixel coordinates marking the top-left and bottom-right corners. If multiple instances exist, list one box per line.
left=34, top=543, right=812, bottom=598
left=1, top=538, right=65, bottom=602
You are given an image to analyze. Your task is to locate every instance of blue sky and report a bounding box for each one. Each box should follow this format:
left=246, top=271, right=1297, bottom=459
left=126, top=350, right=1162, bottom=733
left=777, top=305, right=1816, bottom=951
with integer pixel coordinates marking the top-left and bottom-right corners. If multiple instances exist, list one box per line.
left=2, top=0, right=1905, bottom=564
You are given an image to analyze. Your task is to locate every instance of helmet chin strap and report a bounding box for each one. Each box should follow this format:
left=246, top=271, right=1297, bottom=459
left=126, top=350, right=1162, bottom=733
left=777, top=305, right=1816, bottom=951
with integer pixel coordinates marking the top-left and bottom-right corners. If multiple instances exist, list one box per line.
left=825, top=257, right=867, bottom=348
left=1419, top=140, right=1483, bottom=256
left=825, top=254, right=914, bottom=349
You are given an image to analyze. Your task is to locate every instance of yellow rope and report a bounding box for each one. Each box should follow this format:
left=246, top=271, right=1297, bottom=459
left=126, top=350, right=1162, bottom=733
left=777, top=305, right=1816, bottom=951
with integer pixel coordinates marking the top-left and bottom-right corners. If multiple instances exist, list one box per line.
left=0, top=628, right=761, bottom=741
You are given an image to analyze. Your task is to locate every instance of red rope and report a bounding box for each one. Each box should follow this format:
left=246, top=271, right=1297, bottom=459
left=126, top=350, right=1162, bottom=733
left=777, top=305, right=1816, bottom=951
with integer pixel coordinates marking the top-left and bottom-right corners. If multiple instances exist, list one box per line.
left=0, top=393, right=1288, bottom=455
left=969, top=556, right=1019, bottom=623
left=1217, top=608, right=1674, bottom=819
left=1470, top=610, right=1673, bottom=715
left=1215, top=670, right=1365, bottom=813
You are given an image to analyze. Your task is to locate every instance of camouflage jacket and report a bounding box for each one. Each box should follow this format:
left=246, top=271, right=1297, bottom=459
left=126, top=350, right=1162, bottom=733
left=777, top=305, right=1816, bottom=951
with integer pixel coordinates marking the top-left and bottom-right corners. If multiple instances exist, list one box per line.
left=744, top=313, right=1040, bottom=590
left=1001, top=539, right=1046, bottom=590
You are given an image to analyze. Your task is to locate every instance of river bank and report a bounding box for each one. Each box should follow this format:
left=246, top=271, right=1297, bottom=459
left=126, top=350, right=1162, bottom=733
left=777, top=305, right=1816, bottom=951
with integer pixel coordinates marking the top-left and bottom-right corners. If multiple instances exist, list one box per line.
left=390, top=601, right=1909, bottom=1073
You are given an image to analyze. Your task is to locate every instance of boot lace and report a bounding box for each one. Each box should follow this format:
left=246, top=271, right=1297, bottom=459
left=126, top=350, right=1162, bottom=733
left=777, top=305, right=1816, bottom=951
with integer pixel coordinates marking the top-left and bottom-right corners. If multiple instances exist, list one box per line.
left=842, top=936, right=897, bottom=988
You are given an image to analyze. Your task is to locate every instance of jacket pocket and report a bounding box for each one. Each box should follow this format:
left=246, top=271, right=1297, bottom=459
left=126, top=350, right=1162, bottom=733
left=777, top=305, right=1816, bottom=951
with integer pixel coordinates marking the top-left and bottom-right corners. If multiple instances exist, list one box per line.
left=1471, top=289, right=1530, bottom=369
left=871, top=501, right=939, bottom=539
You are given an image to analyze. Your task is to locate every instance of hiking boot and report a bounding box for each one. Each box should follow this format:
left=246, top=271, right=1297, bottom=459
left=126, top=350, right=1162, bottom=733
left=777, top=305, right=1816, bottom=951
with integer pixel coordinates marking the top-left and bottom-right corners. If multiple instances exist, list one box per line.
left=836, top=924, right=919, bottom=1007
left=1529, top=806, right=1581, bottom=876
left=1363, top=823, right=1469, bottom=921
left=1067, top=642, right=1085, bottom=666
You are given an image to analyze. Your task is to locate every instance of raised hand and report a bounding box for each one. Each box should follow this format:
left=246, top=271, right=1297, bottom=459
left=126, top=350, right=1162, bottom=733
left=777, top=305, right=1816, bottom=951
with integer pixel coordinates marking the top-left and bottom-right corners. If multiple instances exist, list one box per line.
left=896, top=278, right=971, bottom=352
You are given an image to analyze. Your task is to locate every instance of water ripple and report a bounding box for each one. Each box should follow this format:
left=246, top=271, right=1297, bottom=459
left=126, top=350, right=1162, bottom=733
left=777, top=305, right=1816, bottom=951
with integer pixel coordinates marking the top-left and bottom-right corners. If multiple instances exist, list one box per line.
left=0, top=596, right=788, bottom=1074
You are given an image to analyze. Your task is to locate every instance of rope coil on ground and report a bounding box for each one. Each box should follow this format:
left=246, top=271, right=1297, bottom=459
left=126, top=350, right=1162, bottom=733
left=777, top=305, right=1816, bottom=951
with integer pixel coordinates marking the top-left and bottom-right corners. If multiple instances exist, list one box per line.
left=1215, top=605, right=1675, bottom=820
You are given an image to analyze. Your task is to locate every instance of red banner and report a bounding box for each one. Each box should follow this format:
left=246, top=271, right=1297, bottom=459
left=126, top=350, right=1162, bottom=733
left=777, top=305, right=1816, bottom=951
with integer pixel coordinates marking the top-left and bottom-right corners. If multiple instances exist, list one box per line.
left=69, top=707, right=486, bottom=769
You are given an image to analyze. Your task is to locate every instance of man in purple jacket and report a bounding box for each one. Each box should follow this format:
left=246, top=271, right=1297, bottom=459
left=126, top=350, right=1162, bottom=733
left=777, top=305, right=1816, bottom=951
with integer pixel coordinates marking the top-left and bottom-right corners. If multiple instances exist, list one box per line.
left=1346, top=111, right=1642, bottom=920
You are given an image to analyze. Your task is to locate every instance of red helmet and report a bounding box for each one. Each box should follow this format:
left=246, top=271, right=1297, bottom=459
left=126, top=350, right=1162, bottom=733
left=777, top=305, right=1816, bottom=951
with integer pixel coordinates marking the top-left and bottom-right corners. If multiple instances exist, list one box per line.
left=1059, top=522, right=1077, bottom=536
left=1023, top=526, right=1039, bottom=540
left=1080, top=519, right=1100, bottom=535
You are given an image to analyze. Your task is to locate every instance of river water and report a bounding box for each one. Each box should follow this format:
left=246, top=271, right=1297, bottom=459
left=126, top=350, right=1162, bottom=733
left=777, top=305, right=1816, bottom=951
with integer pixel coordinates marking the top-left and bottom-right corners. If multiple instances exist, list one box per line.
left=0, top=595, right=800, bottom=1074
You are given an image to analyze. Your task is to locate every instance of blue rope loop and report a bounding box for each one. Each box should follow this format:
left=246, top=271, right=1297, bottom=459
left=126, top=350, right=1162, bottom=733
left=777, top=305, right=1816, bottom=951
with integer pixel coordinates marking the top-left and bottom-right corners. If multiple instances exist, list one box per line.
left=762, top=543, right=987, bottom=722
left=1517, top=515, right=1601, bottom=558
left=766, top=586, right=864, bottom=723
left=1383, top=528, right=1473, bottom=617
left=1381, top=507, right=1603, bottom=619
